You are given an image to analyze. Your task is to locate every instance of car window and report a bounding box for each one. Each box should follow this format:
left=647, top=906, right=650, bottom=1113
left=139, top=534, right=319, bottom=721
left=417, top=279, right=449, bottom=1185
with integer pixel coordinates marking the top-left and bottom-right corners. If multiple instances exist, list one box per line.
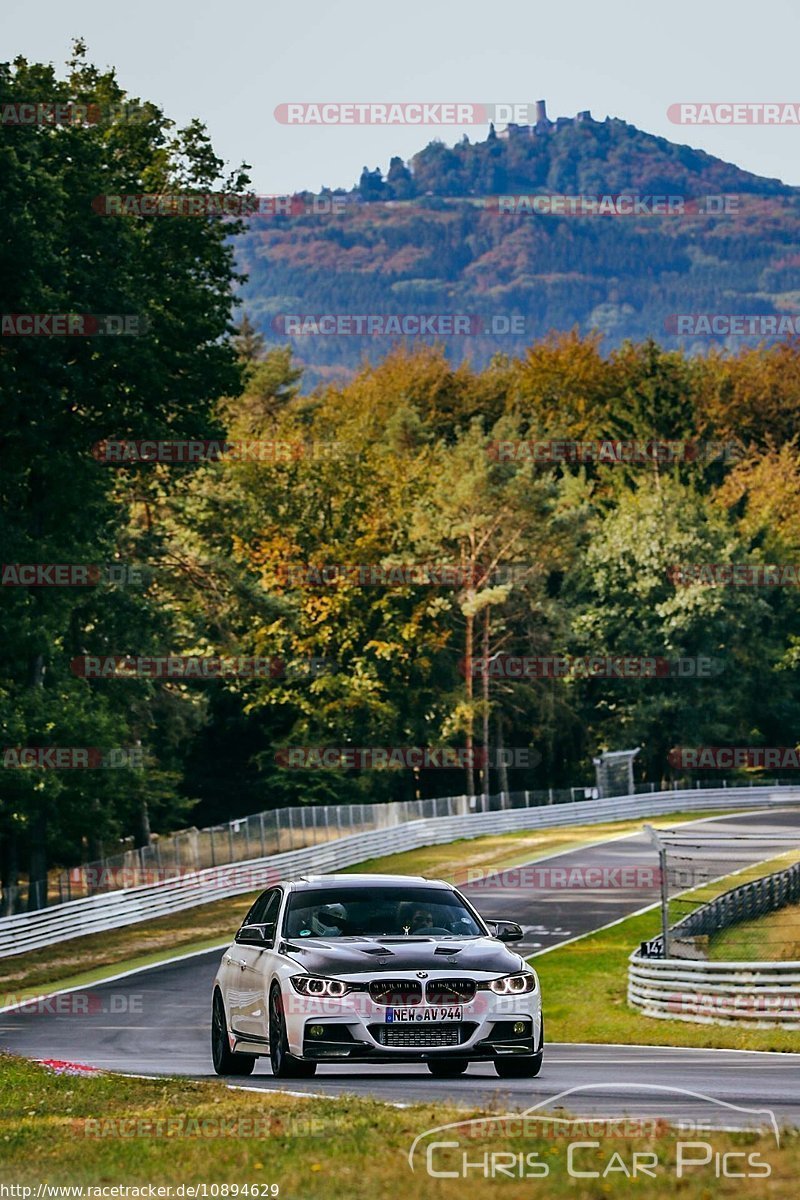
left=240, top=887, right=281, bottom=938
left=284, top=887, right=483, bottom=938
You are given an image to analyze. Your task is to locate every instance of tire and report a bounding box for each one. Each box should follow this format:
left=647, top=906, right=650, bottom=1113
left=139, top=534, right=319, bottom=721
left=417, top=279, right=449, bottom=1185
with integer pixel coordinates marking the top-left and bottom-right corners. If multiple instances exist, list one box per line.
left=427, top=1058, right=469, bottom=1077
left=494, top=1018, right=544, bottom=1079
left=269, top=985, right=317, bottom=1078
left=211, top=990, right=256, bottom=1076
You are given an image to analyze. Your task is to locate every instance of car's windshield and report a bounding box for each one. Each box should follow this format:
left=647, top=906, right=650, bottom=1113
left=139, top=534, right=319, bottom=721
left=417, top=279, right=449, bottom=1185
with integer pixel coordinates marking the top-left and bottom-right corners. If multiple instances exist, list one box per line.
left=284, top=886, right=484, bottom=939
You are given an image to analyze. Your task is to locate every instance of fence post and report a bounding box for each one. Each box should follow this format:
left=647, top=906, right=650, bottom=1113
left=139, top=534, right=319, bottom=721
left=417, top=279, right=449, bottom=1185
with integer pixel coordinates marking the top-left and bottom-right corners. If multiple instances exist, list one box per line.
left=548, top=788, right=553, bottom=805
left=259, top=812, right=266, bottom=857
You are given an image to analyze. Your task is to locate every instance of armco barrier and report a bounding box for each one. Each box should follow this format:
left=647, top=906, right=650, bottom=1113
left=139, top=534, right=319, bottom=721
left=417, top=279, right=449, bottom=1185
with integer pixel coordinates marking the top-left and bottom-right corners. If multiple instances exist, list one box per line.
left=628, top=857, right=800, bottom=1028
left=3, top=785, right=799, bottom=959
left=628, top=956, right=800, bottom=1028
left=670, top=861, right=800, bottom=939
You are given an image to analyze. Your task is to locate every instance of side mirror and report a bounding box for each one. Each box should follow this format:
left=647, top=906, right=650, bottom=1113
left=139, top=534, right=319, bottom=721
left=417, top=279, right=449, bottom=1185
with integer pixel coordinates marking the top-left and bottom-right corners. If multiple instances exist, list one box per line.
left=236, top=923, right=272, bottom=946
left=488, top=920, right=524, bottom=943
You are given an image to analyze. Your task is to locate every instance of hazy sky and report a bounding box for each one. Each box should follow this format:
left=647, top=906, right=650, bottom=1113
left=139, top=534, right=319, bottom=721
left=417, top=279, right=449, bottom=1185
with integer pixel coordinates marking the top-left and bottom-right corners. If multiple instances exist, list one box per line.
left=6, top=0, right=800, bottom=194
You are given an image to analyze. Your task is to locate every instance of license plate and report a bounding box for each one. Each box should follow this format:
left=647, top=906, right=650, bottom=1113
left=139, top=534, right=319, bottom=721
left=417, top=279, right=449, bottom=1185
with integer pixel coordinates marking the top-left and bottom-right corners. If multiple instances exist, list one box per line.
left=385, top=1006, right=463, bottom=1022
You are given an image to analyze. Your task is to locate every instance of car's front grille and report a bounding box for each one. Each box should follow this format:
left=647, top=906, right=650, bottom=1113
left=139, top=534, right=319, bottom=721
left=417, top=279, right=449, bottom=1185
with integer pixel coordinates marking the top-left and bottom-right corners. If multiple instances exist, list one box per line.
left=425, top=978, right=476, bottom=1004
left=370, top=1023, right=474, bottom=1048
left=369, top=980, right=423, bottom=1006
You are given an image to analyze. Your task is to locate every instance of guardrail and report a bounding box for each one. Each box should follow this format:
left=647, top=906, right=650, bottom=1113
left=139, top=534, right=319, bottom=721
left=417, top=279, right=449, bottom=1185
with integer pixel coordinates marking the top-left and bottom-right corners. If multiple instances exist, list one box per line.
left=3, top=784, right=799, bottom=959
left=38, top=775, right=800, bottom=910
left=628, top=859, right=800, bottom=1028
left=628, top=956, right=800, bottom=1027
left=670, top=861, right=800, bottom=939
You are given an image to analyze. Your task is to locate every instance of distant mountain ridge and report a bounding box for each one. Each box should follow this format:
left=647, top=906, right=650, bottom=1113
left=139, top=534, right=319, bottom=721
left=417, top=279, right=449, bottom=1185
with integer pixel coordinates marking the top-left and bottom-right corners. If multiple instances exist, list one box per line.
left=235, top=104, right=800, bottom=387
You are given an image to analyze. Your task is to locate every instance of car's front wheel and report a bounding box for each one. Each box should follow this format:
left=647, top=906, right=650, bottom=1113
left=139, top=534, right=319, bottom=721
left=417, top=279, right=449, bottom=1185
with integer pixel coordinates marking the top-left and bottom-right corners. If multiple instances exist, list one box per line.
left=211, top=990, right=255, bottom=1076
left=427, top=1058, right=469, bottom=1077
left=269, top=985, right=317, bottom=1078
left=493, top=1018, right=544, bottom=1079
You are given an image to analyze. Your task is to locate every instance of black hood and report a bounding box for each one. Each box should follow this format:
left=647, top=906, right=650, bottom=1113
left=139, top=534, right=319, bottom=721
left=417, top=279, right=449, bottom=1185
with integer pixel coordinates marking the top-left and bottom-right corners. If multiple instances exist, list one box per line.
left=280, top=935, right=525, bottom=975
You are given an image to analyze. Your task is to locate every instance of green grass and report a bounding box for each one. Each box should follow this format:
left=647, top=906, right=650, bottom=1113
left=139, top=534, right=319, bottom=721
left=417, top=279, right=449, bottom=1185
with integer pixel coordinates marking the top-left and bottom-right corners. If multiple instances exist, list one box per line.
left=537, top=850, right=800, bottom=1051
left=0, top=1052, right=796, bottom=1197
left=710, top=900, right=800, bottom=962
left=537, top=908, right=794, bottom=1051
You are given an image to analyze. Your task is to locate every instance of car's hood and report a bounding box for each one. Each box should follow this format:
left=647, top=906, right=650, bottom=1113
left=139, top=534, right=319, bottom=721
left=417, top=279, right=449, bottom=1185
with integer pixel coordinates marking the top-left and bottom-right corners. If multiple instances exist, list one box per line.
left=280, top=935, right=525, bottom=976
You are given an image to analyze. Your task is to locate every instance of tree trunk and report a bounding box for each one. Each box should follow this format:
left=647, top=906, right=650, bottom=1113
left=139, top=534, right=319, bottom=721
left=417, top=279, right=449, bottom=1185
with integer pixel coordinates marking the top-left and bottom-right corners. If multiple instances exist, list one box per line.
left=27, top=796, right=48, bottom=911
left=26, top=650, right=48, bottom=910
left=497, top=711, right=510, bottom=795
left=464, top=612, right=475, bottom=796
left=135, top=792, right=152, bottom=848
left=481, top=606, right=491, bottom=802
left=1, top=828, right=19, bottom=916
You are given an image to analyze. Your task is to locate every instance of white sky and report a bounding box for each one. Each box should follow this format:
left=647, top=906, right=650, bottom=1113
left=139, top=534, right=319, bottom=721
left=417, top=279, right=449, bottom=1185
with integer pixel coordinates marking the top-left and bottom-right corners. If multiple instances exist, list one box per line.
left=5, top=0, right=800, bottom=193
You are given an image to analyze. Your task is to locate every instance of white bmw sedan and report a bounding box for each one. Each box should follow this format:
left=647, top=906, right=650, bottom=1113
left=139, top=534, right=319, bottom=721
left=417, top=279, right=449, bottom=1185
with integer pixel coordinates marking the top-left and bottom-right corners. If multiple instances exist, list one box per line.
left=211, top=873, right=543, bottom=1079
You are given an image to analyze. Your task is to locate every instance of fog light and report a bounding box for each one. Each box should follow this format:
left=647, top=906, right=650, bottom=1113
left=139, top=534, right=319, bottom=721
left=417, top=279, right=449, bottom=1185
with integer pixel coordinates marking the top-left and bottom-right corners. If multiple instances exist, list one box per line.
left=513, top=1022, right=526, bottom=1034
left=308, top=1025, right=324, bottom=1037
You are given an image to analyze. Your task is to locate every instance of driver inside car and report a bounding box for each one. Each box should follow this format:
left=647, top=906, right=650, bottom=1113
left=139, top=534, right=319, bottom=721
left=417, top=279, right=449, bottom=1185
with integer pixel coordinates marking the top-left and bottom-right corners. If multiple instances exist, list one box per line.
left=310, top=902, right=347, bottom=936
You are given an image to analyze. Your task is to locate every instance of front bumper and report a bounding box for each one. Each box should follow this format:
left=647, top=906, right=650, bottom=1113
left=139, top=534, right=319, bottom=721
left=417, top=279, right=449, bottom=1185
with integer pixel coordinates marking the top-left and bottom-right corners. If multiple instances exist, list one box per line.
left=281, top=981, right=542, bottom=1062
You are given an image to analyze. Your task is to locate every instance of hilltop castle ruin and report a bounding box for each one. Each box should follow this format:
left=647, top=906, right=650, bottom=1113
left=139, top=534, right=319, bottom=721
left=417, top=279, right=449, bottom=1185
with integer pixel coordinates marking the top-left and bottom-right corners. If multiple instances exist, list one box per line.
left=497, top=99, right=595, bottom=138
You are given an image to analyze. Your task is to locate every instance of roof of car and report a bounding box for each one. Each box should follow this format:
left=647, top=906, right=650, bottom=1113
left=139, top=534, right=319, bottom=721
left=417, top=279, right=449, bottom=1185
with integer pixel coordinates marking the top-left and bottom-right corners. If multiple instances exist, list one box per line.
left=283, top=874, right=453, bottom=890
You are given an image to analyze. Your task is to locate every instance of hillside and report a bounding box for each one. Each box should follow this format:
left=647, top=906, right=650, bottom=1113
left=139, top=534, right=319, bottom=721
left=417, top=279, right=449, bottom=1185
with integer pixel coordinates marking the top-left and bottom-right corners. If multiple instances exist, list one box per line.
left=235, top=109, right=800, bottom=387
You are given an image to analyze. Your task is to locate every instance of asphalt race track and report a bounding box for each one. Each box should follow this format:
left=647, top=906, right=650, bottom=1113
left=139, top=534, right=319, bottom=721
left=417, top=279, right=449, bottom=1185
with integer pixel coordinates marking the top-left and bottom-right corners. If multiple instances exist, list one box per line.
left=3, top=807, right=800, bottom=1127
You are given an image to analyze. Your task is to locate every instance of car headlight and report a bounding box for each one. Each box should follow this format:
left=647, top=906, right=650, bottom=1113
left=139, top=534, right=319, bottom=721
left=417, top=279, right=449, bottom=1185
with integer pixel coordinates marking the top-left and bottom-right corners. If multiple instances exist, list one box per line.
left=290, top=974, right=351, bottom=998
left=481, top=971, right=537, bottom=995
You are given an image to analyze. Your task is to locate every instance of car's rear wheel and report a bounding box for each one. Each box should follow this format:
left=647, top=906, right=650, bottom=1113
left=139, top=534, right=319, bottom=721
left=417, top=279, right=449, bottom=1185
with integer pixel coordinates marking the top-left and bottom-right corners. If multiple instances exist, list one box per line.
left=493, top=1017, right=544, bottom=1079
left=269, top=985, right=317, bottom=1078
left=211, top=990, right=256, bottom=1076
left=427, top=1058, right=469, bottom=1077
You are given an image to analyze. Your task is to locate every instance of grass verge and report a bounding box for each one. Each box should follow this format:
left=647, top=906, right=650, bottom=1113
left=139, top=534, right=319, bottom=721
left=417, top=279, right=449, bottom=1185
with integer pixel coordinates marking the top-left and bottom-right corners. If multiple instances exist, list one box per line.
left=709, top=900, right=800, bottom=961
left=537, top=848, right=800, bottom=1051
left=0, top=1052, right=796, bottom=1196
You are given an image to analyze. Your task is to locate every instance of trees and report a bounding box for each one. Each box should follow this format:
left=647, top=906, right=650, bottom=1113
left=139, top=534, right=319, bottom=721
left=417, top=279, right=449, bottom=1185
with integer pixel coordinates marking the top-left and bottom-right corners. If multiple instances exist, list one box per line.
left=0, top=45, right=248, bottom=908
